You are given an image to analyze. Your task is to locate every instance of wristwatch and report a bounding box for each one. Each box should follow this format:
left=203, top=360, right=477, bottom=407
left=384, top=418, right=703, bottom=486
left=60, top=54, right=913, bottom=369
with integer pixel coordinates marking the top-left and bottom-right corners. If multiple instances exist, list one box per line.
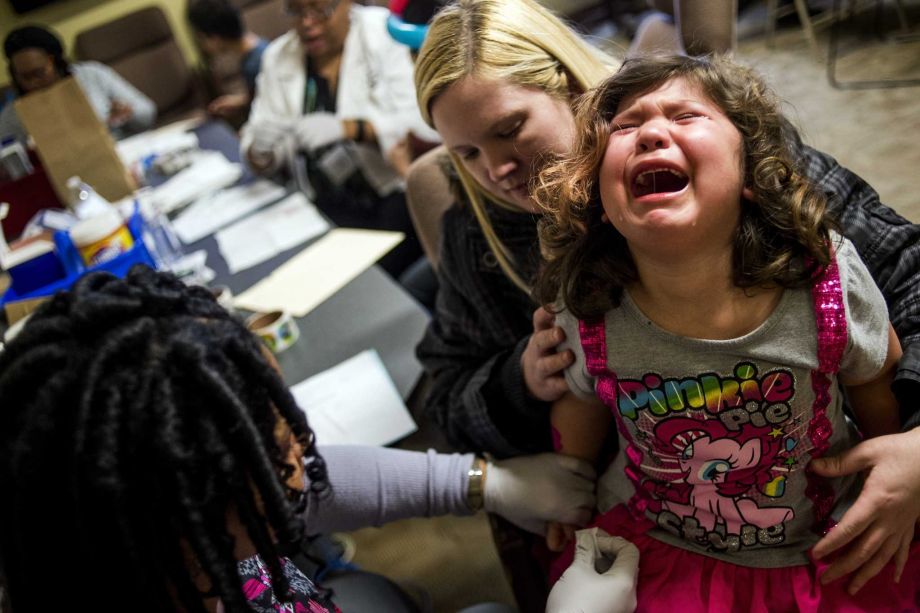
left=467, top=456, right=487, bottom=512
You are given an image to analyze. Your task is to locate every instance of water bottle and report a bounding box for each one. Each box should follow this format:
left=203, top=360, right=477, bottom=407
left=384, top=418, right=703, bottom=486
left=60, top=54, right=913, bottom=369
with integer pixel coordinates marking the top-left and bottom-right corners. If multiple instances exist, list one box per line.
left=135, top=187, right=183, bottom=269
left=66, top=176, right=112, bottom=219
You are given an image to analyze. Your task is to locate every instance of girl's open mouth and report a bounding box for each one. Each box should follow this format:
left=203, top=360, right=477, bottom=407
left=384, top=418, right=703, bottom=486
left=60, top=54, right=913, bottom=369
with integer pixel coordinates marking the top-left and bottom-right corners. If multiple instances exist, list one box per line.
left=632, top=168, right=689, bottom=198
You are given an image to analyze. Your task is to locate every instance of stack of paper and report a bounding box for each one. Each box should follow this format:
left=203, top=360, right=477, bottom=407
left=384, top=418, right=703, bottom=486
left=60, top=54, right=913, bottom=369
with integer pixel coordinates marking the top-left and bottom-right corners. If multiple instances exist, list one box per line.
left=290, top=349, right=417, bottom=446
left=116, top=119, right=201, bottom=167
left=173, top=180, right=287, bottom=244
left=152, top=151, right=243, bottom=214
left=215, top=193, right=330, bottom=273
left=233, top=228, right=404, bottom=317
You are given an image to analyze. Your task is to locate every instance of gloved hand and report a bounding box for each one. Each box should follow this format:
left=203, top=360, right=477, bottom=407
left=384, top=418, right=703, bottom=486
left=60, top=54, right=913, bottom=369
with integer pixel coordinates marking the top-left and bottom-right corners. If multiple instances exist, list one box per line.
left=295, top=112, right=345, bottom=153
left=247, top=117, right=296, bottom=169
left=545, top=528, right=639, bottom=613
left=483, top=453, right=595, bottom=535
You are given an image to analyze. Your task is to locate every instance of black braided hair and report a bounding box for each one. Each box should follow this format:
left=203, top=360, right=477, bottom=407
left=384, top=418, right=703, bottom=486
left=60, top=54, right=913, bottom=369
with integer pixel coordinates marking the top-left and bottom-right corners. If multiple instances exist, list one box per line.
left=0, top=266, right=329, bottom=612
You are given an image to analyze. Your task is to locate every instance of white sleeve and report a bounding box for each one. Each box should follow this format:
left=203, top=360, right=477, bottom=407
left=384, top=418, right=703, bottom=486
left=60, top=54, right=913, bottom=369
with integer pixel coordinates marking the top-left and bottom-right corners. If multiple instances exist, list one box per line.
left=239, top=46, right=298, bottom=172
left=88, top=62, right=156, bottom=131
left=352, top=12, right=427, bottom=156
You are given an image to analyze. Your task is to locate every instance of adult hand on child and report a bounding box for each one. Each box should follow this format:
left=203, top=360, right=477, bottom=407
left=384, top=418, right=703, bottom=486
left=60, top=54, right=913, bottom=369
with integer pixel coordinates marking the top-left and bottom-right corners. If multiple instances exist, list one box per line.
left=810, top=428, right=920, bottom=594
left=295, top=112, right=345, bottom=153
left=483, top=453, right=595, bottom=535
left=546, top=528, right=639, bottom=613
left=522, top=306, right=574, bottom=402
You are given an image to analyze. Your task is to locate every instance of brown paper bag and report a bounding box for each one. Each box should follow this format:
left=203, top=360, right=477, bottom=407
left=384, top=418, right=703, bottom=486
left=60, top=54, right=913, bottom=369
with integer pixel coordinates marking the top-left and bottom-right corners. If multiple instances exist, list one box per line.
left=14, top=76, right=136, bottom=204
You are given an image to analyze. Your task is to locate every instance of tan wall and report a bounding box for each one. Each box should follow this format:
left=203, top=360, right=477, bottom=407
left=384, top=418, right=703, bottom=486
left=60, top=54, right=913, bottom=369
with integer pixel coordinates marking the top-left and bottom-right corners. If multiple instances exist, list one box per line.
left=0, top=0, right=202, bottom=88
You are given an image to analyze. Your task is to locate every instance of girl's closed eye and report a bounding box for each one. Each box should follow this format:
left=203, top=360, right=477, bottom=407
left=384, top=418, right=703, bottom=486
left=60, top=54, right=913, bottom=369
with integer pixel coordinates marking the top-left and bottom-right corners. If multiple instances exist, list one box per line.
left=610, top=121, right=637, bottom=134
left=673, top=112, right=704, bottom=122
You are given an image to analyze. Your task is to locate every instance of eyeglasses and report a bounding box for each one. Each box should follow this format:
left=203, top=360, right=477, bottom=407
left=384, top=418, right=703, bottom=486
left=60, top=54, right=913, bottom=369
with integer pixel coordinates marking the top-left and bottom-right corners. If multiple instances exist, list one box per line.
left=284, top=0, right=342, bottom=21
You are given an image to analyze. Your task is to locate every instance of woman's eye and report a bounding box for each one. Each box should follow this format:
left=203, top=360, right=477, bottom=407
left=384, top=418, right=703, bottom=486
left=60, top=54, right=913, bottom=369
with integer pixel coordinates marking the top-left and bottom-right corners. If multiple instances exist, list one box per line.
left=498, top=121, right=523, bottom=138
left=460, top=149, right=479, bottom=161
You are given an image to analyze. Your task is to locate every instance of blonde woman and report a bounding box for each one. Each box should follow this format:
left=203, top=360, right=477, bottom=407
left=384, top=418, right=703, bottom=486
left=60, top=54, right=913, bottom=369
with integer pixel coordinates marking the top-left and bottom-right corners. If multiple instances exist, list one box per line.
left=414, top=0, right=920, bottom=593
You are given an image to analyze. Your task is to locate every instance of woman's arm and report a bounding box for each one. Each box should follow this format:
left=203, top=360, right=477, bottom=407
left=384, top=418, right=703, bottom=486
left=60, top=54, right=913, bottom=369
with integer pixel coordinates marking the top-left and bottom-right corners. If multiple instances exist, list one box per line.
left=304, top=445, right=596, bottom=536
left=416, top=220, right=555, bottom=457
left=87, top=62, right=156, bottom=132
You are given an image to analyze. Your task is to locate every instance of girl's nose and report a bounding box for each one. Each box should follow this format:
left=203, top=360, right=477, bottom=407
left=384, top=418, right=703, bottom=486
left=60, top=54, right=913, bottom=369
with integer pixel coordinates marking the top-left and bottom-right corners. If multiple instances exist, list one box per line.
left=635, top=121, right=670, bottom=153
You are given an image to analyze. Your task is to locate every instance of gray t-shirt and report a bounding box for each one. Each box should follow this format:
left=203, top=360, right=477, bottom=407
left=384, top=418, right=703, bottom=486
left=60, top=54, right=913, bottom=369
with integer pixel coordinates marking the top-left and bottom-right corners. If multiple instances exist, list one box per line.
left=558, top=236, right=888, bottom=568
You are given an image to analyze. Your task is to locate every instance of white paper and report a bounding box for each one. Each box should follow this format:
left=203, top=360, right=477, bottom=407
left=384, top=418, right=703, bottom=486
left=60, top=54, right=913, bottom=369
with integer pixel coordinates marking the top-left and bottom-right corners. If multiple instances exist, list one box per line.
left=215, top=192, right=330, bottom=273
left=173, top=180, right=287, bottom=244
left=290, top=349, right=417, bottom=446
left=116, top=126, right=200, bottom=168
left=151, top=150, right=243, bottom=214
left=233, top=228, right=404, bottom=316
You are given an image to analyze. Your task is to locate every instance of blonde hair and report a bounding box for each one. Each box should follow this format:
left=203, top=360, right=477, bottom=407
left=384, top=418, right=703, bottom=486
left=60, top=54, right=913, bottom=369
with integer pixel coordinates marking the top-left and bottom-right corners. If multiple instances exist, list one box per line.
left=414, top=0, right=616, bottom=292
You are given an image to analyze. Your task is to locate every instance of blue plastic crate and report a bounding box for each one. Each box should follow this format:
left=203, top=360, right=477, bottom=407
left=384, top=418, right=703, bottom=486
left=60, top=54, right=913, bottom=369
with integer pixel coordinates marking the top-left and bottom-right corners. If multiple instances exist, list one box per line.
left=0, top=210, right=156, bottom=308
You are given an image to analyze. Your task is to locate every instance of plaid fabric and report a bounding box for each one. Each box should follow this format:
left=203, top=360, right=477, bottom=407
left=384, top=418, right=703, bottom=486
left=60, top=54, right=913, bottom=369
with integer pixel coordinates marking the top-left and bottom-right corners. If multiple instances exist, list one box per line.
left=417, top=145, right=920, bottom=456
left=799, top=145, right=920, bottom=429
left=416, top=203, right=550, bottom=457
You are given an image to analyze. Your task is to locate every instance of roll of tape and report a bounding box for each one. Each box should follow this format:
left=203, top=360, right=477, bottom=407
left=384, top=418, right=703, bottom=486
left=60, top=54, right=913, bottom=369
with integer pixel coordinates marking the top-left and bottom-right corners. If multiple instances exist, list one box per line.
left=246, top=310, right=300, bottom=354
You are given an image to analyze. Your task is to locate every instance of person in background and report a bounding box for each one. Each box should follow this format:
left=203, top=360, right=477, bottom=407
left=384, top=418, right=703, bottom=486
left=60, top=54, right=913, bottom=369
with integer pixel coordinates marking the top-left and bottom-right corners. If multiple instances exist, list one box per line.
left=0, top=266, right=637, bottom=612
left=629, top=0, right=736, bottom=57
left=383, top=0, right=445, bottom=178
left=0, top=25, right=156, bottom=144
left=187, top=0, right=269, bottom=122
left=240, top=0, right=425, bottom=280
left=414, top=0, right=920, bottom=593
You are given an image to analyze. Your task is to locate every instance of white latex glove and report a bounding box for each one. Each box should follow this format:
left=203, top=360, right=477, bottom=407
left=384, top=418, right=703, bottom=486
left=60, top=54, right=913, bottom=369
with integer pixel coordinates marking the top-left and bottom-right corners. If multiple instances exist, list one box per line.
left=546, top=528, right=639, bottom=613
left=483, top=453, right=595, bottom=535
left=295, top=111, right=345, bottom=153
left=248, top=117, right=295, bottom=168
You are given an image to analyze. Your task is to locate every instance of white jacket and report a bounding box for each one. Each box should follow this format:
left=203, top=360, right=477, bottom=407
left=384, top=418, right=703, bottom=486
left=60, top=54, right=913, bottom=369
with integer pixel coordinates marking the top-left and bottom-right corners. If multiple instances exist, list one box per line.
left=240, top=5, right=429, bottom=177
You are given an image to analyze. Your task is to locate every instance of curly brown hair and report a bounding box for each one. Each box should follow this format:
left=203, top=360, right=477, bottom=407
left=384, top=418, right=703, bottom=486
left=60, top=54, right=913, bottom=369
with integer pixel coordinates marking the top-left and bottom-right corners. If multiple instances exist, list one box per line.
left=533, top=54, right=834, bottom=320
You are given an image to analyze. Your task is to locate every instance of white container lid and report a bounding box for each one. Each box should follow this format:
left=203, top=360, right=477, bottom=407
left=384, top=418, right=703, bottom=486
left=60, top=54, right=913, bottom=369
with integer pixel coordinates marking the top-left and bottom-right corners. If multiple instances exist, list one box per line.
left=69, top=208, right=125, bottom=247
left=0, top=239, right=55, bottom=270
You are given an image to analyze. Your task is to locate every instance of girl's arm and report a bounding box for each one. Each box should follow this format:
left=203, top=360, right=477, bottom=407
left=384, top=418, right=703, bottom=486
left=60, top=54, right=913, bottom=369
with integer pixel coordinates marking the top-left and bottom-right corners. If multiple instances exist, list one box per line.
left=551, top=391, right=612, bottom=463
left=416, top=209, right=555, bottom=458
left=547, top=392, right=611, bottom=550
left=841, top=323, right=903, bottom=439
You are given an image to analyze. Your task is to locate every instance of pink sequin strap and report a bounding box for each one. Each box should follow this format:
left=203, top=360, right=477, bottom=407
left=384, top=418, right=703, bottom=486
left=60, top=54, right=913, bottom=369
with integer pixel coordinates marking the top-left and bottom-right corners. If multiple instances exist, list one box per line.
left=578, top=317, right=650, bottom=519
left=806, top=251, right=847, bottom=534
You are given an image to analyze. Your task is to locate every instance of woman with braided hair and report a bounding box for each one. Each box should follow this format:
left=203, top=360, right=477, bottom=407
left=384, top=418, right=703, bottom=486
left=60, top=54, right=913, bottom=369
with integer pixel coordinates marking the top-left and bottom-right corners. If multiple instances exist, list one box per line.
left=0, top=265, right=617, bottom=612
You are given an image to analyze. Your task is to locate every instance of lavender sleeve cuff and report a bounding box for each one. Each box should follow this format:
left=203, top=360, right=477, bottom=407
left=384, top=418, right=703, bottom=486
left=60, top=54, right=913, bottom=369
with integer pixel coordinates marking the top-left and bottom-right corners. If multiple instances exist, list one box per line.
left=302, top=445, right=474, bottom=534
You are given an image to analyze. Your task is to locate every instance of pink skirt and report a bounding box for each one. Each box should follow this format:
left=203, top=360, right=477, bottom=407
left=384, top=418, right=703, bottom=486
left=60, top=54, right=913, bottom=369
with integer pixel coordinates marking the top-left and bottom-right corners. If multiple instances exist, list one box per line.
left=550, top=505, right=920, bottom=612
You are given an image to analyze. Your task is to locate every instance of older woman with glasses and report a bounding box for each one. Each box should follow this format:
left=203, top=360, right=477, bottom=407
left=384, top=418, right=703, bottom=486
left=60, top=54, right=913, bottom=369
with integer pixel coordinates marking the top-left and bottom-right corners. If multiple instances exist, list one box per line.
left=240, top=0, right=428, bottom=279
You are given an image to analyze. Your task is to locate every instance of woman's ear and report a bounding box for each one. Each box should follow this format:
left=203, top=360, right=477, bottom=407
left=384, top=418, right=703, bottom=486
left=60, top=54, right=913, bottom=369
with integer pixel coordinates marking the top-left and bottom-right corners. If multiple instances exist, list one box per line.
left=742, top=186, right=755, bottom=201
